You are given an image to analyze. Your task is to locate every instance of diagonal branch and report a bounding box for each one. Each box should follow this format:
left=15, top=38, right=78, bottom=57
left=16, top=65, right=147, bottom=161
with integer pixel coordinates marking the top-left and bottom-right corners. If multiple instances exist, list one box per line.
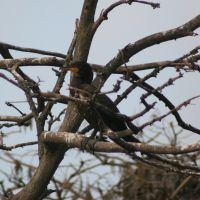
left=93, top=14, right=200, bottom=87
left=0, top=141, right=37, bottom=151
left=131, top=72, right=200, bottom=134
left=0, top=42, right=66, bottom=58
left=140, top=95, right=200, bottom=130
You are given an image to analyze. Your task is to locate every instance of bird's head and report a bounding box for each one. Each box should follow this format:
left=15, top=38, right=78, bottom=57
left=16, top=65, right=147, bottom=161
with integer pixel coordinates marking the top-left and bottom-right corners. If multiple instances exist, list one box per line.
left=64, top=61, right=93, bottom=84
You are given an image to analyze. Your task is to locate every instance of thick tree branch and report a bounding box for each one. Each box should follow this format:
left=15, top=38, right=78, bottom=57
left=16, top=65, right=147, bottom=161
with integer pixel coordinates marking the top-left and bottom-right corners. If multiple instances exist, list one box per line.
left=1, top=52, right=198, bottom=74
left=0, top=113, right=33, bottom=125
left=0, top=48, right=199, bottom=74
left=4, top=2, right=200, bottom=199
left=12, top=1, right=99, bottom=200
left=73, top=0, right=98, bottom=61
left=93, top=14, right=200, bottom=87
left=0, top=57, right=64, bottom=70
left=41, top=131, right=200, bottom=155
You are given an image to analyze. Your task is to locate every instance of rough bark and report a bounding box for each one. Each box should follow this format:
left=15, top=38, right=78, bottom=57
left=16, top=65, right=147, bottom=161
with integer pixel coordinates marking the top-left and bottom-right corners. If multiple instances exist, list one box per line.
left=12, top=1, right=98, bottom=199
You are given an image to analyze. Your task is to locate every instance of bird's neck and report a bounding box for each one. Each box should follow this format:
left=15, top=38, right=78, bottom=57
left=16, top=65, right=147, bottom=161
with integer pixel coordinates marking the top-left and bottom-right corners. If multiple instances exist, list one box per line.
left=70, top=75, right=91, bottom=95
left=71, top=74, right=92, bottom=87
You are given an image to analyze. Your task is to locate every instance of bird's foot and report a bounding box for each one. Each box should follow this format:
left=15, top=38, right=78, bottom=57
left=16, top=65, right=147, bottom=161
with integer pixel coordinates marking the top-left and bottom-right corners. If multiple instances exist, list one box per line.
left=81, top=136, right=97, bottom=154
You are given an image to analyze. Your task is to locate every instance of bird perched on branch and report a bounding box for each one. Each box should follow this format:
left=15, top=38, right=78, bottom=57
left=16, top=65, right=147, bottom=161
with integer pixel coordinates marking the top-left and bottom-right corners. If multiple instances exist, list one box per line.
left=64, top=61, right=140, bottom=143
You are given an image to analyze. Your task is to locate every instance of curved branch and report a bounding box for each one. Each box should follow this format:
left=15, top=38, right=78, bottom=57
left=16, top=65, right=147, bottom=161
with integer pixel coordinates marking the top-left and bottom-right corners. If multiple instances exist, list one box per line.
left=93, top=1, right=130, bottom=33
left=131, top=73, right=200, bottom=134
left=94, top=14, right=200, bottom=86
left=92, top=0, right=160, bottom=34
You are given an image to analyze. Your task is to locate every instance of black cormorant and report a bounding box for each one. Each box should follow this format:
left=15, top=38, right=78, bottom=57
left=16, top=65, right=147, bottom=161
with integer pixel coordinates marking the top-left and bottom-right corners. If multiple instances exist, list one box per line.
left=65, top=62, right=140, bottom=143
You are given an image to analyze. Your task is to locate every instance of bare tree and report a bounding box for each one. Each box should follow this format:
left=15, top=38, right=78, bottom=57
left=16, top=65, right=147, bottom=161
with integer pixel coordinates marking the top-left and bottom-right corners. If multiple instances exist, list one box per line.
left=0, top=1, right=200, bottom=199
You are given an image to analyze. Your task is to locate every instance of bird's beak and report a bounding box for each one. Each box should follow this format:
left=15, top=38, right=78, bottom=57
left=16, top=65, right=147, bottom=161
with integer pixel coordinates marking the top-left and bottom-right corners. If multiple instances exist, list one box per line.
left=63, top=65, right=79, bottom=73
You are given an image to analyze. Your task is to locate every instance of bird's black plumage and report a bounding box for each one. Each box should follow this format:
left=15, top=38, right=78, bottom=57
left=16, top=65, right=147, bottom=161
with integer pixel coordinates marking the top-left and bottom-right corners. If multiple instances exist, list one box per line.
left=66, top=62, right=140, bottom=143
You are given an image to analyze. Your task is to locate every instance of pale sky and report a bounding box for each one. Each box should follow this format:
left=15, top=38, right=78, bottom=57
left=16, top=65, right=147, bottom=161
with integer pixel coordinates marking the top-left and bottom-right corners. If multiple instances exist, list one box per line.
left=0, top=0, right=200, bottom=182
left=0, top=0, right=200, bottom=140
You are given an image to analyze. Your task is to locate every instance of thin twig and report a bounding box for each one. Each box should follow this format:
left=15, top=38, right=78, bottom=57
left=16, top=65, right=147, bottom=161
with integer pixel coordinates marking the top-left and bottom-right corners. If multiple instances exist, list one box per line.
left=140, top=95, right=200, bottom=130
left=0, top=141, right=37, bottom=151
left=0, top=42, right=66, bottom=58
